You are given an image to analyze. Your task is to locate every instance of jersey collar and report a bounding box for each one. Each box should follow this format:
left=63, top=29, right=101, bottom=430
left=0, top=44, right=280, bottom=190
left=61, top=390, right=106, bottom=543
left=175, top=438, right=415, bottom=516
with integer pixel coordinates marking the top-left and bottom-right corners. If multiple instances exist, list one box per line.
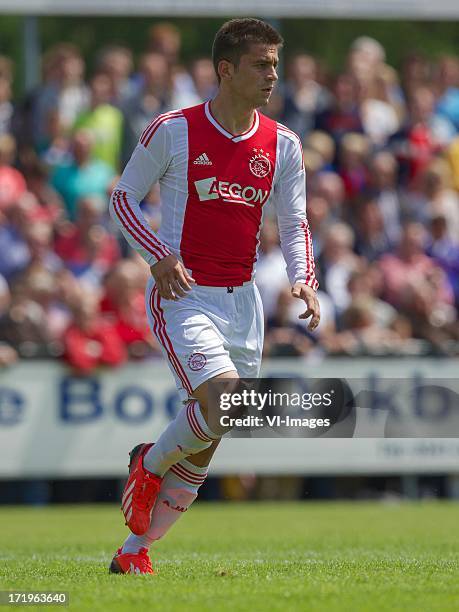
left=204, top=100, right=259, bottom=143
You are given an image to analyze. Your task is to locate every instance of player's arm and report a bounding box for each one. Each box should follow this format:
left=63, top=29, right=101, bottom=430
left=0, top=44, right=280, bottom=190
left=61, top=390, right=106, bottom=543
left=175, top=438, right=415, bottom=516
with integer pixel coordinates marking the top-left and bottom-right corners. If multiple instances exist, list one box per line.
left=273, top=133, right=320, bottom=331
left=109, top=119, right=194, bottom=300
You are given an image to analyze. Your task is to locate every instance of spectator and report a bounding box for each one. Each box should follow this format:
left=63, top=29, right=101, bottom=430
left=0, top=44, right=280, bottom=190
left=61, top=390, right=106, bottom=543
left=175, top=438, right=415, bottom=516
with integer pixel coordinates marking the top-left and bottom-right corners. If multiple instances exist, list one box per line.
left=401, top=51, right=431, bottom=94
left=314, top=171, right=346, bottom=219
left=0, top=56, right=15, bottom=136
left=305, top=195, right=332, bottom=259
left=74, top=71, right=123, bottom=172
left=255, top=218, right=290, bottom=320
left=190, top=58, right=218, bottom=102
left=0, top=266, right=70, bottom=358
left=146, top=22, right=199, bottom=111
left=377, top=223, right=456, bottom=349
left=319, top=222, right=362, bottom=313
left=359, top=71, right=400, bottom=146
left=20, top=153, right=64, bottom=223
left=339, top=133, right=371, bottom=200
left=264, top=287, right=314, bottom=357
left=347, top=266, right=397, bottom=329
left=95, top=45, right=135, bottom=105
left=315, top=73, right=364, bottom=146
left=63, top=291, right=127, bottom=373
left=0, top=134, right=27, bottom=211
left=0, top=272, right=18, bottom=366
left=390, top=86, right=455, bottom=184
left=435, top=55, right=459, bottom=130
left=332, top=297, right=407, bottom=356
left=0, top=194, right=35, bottom=281
left=121, top=53, right=171, bottom=164
left=146, top=22, right=181, bottom=65
left=305, top=131, right=336, bottom=172
left=24, top=219, right=63, bottom=274
left=32, top=43, right=90, bottom=150
left=100, top=260, right=158, bottom=358
left=405, top=157, right=459, bottom=238
left=368, top=152, right=403, bottom=244
left=54, top=194, right=120, bottom=286
left=280, top=54, right=332, bottom=139
left=51, top=129, right=114, bottom=220
left=347, top=36, right=386, bottom=87
left=354, top=198, right=392, bottom=261
left=427, top=214, right=459, bottom=305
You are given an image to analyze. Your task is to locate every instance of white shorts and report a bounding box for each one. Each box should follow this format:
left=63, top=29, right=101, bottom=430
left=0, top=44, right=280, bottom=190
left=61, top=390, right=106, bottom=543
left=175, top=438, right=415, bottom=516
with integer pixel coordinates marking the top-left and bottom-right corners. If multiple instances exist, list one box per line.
left=145, top=277, right=264, bottom=401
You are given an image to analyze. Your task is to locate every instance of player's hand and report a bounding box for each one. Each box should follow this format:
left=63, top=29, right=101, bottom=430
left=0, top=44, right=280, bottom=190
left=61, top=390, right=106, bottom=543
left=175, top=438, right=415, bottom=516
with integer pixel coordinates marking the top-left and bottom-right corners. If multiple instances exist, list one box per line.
left=150, top=254, right=196, bottom=300
left=291, top=282, right=321, bottom=331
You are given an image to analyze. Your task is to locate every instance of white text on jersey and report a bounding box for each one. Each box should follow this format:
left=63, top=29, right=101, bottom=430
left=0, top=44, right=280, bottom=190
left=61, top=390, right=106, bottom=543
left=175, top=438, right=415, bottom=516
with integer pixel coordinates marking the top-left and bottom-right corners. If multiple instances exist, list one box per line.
left=194, top=177, right=269, bottom=207
left=193, top=153, right=213, bottom=165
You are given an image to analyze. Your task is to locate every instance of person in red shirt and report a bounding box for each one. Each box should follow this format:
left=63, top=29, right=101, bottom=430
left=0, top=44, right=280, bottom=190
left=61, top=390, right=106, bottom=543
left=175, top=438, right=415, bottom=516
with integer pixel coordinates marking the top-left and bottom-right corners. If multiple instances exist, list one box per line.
left=54, top=194, right=120, bottom=283
left=389, top=86, right=455, bottom=185
left=100, top=259, right=159, bottom=357
left=63, top=291, right=126, bottom=374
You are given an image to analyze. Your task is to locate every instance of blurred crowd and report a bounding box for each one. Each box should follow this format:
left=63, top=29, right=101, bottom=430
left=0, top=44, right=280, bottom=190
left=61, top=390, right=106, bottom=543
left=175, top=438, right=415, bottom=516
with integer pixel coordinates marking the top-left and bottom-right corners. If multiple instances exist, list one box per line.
left=0, top=23, right=458, bottom=372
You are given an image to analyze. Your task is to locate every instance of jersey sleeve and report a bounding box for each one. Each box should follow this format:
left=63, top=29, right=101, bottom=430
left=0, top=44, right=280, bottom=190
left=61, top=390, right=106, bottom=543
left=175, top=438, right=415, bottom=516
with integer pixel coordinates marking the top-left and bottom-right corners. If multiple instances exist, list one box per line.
left=273, top=132, right=319, bottom=290
left=109, top=118, right=172, bottom=265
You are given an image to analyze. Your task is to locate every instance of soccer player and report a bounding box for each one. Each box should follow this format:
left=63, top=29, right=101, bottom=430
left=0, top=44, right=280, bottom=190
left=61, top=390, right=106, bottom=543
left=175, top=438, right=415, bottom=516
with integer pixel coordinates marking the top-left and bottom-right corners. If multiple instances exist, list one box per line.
left=108, top=18, right=320, bottom=574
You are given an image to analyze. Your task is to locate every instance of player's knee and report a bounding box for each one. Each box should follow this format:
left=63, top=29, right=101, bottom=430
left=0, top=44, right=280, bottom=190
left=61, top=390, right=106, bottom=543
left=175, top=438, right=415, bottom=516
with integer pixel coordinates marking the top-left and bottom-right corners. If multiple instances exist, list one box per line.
left=192, top=372, right=240, bottom=420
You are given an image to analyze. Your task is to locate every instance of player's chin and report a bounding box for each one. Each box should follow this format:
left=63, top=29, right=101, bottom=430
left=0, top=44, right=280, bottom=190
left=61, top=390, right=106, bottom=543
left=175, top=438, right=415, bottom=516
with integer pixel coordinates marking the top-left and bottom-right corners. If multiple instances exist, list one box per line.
left=257, top=90, right=273, bottom=106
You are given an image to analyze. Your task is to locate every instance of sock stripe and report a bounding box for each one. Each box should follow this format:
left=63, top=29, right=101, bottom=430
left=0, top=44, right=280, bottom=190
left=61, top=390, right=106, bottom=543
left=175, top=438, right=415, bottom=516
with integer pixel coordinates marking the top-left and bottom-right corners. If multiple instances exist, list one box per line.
left=172, top=462, right=208, bottom=482
left=176, top=461, right=208, bottom=479
left=190, top=401, right=220, bottom=441
left=186, top=402, right=213, bottom=442
left=170, top=464, right=207, bottom=485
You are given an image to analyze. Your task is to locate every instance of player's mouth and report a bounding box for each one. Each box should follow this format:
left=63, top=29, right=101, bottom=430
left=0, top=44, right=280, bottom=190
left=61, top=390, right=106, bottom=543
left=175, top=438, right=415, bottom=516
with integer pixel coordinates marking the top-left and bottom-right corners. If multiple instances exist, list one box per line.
left=262, top=87, right=273, bottom=94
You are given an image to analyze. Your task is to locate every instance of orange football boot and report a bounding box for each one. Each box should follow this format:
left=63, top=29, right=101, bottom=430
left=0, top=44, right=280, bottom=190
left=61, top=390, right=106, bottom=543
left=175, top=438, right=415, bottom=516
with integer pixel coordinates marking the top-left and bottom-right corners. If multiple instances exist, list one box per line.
left=109, top=547, right=154, bottom=575
left=121, top=443, right=162, bottom=535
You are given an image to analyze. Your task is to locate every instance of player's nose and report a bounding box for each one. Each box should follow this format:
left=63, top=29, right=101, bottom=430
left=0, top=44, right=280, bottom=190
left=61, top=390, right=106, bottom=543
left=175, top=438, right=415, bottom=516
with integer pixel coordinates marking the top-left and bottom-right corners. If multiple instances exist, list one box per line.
left=267, top=67, right=278, bottom=82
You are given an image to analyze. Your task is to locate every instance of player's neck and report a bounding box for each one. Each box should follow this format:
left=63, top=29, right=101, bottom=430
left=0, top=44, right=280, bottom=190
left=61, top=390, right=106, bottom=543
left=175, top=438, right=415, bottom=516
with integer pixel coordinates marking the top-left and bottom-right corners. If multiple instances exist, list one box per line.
left=210, top=93, right=256, bottom=136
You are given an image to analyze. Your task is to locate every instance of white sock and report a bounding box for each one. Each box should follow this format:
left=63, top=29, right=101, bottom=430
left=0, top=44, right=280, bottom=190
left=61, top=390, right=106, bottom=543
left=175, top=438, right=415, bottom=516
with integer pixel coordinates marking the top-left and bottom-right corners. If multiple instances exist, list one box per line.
left=143, top=400, right=219, bottom=477
left=121, top=458, right=208, bottom=554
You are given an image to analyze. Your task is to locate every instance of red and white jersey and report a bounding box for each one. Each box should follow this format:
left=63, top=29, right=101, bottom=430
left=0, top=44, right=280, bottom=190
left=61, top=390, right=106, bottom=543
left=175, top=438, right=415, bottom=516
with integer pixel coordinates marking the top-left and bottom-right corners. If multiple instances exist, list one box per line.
left=110, top=101, right=318, bottom=289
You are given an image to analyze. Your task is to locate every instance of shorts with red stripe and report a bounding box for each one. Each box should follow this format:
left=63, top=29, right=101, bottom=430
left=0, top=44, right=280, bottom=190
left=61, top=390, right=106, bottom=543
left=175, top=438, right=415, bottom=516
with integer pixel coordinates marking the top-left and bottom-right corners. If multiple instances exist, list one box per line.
left=145, top=276, right=264, bottom=401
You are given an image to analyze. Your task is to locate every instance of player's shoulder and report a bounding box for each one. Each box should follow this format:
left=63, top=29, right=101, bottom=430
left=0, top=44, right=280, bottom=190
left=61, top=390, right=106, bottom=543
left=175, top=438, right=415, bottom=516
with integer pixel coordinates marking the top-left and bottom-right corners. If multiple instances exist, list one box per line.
left=275, top=121, right=303, bottom=148
left=139, top=108, right=187, bottom=147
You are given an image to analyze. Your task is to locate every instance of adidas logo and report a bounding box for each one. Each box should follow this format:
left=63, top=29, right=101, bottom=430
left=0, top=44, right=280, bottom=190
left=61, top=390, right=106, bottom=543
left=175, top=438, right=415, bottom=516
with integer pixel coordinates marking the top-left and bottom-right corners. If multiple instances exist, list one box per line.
left=193, top=153, right=212, bottom=165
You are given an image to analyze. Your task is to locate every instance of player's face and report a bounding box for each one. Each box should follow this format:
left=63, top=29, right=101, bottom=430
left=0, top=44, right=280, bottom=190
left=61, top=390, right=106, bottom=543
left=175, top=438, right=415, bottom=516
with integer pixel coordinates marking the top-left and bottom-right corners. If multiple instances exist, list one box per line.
left=232, top=43, right=279, bottom=107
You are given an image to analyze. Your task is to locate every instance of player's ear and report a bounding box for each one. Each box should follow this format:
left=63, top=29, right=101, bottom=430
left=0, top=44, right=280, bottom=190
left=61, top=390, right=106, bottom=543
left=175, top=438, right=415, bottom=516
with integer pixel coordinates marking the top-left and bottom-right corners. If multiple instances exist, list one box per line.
left=218, top=59, right=234, bottom=81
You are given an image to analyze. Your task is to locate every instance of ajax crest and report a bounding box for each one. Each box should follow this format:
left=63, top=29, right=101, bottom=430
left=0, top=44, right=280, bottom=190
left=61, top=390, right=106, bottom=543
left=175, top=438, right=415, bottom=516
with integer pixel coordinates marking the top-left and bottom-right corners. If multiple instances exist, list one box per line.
left=249, top=148, right=271, bottom=178
left=188, top=352, right=207, bottom=371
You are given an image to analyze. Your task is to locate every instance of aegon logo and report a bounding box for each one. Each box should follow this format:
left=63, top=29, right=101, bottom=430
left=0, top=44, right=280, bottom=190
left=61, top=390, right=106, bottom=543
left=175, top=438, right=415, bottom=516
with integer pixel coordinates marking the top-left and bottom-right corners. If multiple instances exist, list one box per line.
left=194, top=177, right=268, bottom=208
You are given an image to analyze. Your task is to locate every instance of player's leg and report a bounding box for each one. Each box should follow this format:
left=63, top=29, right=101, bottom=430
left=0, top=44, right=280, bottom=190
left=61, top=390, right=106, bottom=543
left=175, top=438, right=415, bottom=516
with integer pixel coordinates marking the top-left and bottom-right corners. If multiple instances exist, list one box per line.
left=126, top=355, right=251, bottom=550
left=141, top=368, right=236, bottom=476
left=228, top=283, right=264, bottom=383
left=134, top=286, right=264, bottom=551
left=118, top=374, right=229, bottom=557
left=120, top=279, right=239, bottom=537
left=120, top=442, right=219, bottom=555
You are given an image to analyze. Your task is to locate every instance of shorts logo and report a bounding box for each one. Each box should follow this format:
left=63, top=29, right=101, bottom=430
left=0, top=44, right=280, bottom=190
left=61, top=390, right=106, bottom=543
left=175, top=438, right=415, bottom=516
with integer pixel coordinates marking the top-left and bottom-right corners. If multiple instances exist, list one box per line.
left=187, top=352, right=207, bottom=371
left=249, top=148, right=271, bottom=178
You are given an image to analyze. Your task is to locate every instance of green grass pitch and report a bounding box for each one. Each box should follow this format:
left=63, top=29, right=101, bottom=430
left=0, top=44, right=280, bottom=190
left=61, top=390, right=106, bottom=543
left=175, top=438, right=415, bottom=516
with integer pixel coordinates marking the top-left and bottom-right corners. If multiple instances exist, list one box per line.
left=1, top=501, right=458, bottom=611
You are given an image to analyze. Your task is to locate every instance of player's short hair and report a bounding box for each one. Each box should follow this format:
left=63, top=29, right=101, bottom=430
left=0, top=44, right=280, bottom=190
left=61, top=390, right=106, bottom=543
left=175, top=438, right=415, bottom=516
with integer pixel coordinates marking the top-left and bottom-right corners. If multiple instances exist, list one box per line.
left=212, top=18, right=283, bottom=81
